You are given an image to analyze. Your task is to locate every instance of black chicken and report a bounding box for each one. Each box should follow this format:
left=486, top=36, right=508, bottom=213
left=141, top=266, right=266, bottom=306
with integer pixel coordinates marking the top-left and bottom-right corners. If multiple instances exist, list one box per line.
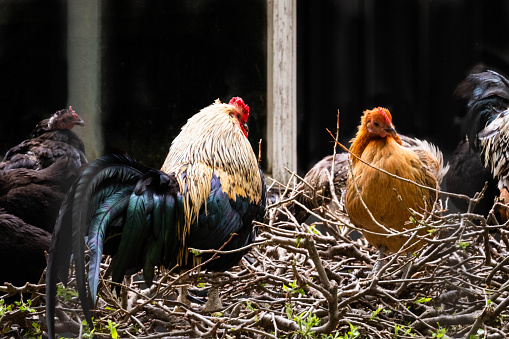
left=446, top=66, right=509, bottom=215
left=0, top=208, right=51, bottom=287
left=446, top=139, right=499, bottom=214
left=0, top=107, right=86, bottom=173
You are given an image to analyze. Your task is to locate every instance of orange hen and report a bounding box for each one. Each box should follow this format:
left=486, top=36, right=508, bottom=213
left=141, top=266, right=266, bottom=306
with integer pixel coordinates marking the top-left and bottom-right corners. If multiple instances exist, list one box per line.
left=346, top=107, right=447, bottom=254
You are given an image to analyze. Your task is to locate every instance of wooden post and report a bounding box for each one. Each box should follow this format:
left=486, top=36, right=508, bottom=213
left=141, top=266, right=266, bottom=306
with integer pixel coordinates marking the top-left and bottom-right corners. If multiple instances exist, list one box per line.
left=267, top=0, right=297, bottom=184
left=67, top=0, right=102, bottom=161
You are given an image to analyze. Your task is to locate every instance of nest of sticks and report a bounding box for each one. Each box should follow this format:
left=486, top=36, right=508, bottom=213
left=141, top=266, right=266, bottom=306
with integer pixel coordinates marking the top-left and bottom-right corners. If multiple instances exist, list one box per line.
left=2, top=128, right=509, bottom=339
left=1, top=169, right=509, bottom=339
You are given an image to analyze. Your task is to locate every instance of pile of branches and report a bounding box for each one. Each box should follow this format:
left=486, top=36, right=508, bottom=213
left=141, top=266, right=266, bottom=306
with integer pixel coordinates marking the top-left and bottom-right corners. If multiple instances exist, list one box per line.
left=2, top=178, right=509, bottom=338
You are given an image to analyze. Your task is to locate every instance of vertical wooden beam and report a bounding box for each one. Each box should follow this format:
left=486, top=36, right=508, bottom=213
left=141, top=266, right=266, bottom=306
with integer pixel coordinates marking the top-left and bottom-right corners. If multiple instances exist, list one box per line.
left=363, top=0, right=375, bottom=104
left=267, top=0, right=297, bottom=183
left=67, top=0, right=102, bottom=161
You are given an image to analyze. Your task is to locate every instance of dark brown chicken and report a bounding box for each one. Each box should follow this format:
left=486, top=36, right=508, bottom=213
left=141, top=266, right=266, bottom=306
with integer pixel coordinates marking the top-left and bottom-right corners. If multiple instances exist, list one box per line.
left=0, top=156, right=86, bottom=233
left=0, top=109, right=87, bottom=289
left=0, top=107, right=87, bottom=173
left=0, top=208, right=51, bottom=286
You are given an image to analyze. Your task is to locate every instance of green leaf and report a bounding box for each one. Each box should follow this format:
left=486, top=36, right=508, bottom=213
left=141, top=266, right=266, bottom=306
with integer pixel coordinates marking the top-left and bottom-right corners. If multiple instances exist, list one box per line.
left=282, top=283, right=290, bottom=292
left=414, top=297, right=432, bottom=304
left=107, top=319, right=118, bottom=339
left=245, top=300, right=256, bottom=311
left=348, top=322, right=360, bottom=338
left=455, top=241, right=469, bottom=250
left=370, top=307, right=383, bottom=320
left=57, top=285, right=79, bottom=302
left=285, top=303, right=293, bottom=319
left=427, top=228, right=438, bottom=235
left=308, top=224, right=321, bottom=235
left=189, top=248, right=201, bottom=256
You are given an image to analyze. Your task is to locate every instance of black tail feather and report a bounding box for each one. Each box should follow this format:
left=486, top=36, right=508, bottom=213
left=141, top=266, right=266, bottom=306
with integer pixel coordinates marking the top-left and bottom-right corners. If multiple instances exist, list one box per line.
left=46, top=154, right=175, bottom=337
left=45, top=182, right=76, bottom=339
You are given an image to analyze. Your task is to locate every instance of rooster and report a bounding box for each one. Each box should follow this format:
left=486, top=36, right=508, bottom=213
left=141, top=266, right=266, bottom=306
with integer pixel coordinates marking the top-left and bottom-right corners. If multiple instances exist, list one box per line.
left=345, top=107, right=448, bottom=266
left=479, top=111, right=509, bottom=218
left=473, top=87, right=509, bottom=219
left=447, top=67, right=509, bottom=217
left=46, top=97, right=266, bottom=338
left=0, top=106, right=86, bottom=173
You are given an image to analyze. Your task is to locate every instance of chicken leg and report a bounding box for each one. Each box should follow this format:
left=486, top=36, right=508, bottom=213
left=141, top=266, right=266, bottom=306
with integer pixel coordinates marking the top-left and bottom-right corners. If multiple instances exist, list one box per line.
left=175, top=285, right=191, bottom=312
left=204, top=273, right=223, bottom=312
left=371, top=246, right=386, bottom=277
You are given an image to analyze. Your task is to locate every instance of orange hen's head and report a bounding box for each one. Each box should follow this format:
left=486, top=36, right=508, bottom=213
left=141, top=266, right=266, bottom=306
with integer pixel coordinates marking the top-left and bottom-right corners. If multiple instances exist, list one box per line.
left=362, top=107, right=397, bottom=138
left=350, top=107, right=402, bottom=161
left=229, top=97, right=250, bottom=138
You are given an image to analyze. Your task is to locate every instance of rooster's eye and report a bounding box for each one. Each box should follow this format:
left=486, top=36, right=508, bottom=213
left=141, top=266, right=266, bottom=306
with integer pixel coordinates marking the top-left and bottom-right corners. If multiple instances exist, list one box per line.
left=373, top=121, right=380, bottom=127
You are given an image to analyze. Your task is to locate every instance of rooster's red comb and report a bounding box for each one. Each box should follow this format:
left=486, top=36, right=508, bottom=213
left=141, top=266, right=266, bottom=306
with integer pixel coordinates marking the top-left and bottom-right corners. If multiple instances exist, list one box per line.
left=229, top=97, right=249, bottom=118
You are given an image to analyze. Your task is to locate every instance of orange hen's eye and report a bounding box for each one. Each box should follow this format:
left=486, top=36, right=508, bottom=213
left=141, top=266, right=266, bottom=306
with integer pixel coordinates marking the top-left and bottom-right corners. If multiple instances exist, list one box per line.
left=373, top=121, right=380, bottom=127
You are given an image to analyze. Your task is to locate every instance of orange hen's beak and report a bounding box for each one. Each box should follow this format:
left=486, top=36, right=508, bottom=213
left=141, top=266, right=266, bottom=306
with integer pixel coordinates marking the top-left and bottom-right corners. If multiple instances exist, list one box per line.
left=384, top=125, right=396, bottom=137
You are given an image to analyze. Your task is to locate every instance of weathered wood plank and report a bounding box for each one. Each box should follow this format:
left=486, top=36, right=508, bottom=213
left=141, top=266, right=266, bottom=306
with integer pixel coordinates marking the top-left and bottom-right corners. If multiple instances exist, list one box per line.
left=267, top=0, right=297, bottom=183
left=67, top=0, right=102, bottom=161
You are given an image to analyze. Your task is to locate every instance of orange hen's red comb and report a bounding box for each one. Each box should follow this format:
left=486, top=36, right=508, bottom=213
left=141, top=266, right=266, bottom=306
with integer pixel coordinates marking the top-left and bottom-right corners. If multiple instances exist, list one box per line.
left=376, top=107, right=392, bottom=125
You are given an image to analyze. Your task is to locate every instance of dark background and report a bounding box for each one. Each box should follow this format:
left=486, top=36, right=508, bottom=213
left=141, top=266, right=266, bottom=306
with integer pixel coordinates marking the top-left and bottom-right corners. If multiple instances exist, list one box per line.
left=297, top=0, right=509, bottom=173
left=0, top=0, right=508, bottom=176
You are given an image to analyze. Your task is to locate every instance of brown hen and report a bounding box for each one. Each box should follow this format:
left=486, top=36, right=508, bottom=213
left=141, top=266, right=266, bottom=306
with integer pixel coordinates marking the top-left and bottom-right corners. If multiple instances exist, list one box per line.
left=346, top=107, right=448, bottom=255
